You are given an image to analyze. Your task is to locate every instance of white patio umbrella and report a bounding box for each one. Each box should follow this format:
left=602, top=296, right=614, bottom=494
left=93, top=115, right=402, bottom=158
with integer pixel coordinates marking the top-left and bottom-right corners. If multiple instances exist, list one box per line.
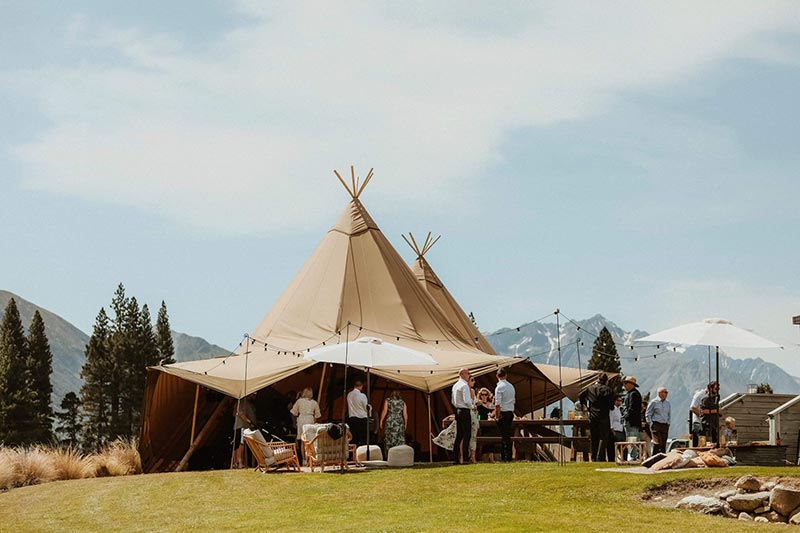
left=637, top=317, right=783, bottom=388
left=304, top=335, right=438, bottom=466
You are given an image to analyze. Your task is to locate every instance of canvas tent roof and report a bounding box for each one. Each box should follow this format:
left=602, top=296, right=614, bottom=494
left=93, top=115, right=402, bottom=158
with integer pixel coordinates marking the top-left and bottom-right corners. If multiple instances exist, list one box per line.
left=404, top=232, right=496, bottom=355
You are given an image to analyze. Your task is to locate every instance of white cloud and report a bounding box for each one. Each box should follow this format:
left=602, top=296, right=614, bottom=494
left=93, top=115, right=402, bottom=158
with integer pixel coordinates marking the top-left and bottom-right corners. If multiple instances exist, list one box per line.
left=6, top=1, right=800, bottom=235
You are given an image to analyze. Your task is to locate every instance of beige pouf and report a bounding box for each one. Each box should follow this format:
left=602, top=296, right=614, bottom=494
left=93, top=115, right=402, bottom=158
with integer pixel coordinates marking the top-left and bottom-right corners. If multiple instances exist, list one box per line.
left=356, top=445, right=383, bottom=462
left=387, top=445, right=414, bottom=467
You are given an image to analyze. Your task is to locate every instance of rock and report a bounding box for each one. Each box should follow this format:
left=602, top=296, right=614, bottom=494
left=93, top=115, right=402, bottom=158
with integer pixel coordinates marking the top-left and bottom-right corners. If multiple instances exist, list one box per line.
left=675, top=495, right=725, bottom=514
left=754, top=516, right=768, bottom=523
left=739, top=512, right=753, bottom=520
left=763, top=511, right=788, bottom=523
left=735, top=475, right=762, bottom=493
left=771, top=485, right=800, bottom=517
left=763, top=481, right=778, bottom=491
left=728, top=491, right=772, bottom=512
left=754, top=505, right=771, bottom=514
left=722, top=503, right=738, bottom=519
left=718, top=489, right=737, bottom=500
left=789, top=508, right=800, bottom=525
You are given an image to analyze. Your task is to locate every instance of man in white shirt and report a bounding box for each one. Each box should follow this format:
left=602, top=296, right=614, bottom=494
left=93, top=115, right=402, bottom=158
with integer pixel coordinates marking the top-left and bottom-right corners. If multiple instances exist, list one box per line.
left=450, top=368, right=472, bottom=464
left=493, top=367, right=516, bottom=462
left=347, top=380, right=369, bottom=446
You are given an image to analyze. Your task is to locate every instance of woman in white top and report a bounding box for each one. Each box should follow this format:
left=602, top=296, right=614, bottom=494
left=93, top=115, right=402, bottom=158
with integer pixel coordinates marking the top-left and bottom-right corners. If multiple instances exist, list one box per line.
left=291, top=387, right=322, bottom=462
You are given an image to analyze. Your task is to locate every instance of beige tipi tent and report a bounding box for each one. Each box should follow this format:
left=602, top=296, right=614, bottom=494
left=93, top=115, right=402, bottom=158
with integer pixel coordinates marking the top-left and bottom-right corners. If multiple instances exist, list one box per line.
left=139, top=168, right=601, bottom=472
left=404, top=232, right=496, bottom=355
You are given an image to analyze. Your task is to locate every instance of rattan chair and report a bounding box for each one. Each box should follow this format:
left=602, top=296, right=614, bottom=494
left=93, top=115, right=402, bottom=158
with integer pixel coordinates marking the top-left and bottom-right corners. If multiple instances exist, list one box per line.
left=302, top=425, right=355, bottom=472
left=242, top=429, right=301, bottom=473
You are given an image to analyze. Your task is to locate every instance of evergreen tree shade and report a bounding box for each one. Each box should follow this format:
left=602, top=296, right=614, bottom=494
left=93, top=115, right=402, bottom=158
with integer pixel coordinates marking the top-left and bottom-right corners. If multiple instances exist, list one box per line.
left=0, top=298, right=37, bottom=446
left=156, top=301, right=175, bottom=365
left=55, top=391, right=82, bottom=446
left=26, top=310, right=54, bottom=443
left=80, top=307, right=114, bottom=451
left=587, top=326, right=622, bottom=393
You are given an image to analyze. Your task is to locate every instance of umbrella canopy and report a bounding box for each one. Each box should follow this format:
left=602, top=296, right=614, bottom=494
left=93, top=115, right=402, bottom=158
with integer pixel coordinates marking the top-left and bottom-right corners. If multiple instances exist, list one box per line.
left=637, top=317, right=782, bottom=392
left=304, top=336, right=438, bottom=367
left=638, top=318, right=783, bottom=349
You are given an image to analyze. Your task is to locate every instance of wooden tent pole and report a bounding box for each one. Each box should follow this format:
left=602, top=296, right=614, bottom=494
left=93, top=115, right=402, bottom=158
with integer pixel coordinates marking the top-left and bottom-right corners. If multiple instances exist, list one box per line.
left=317, top=362, right=327, bottom=413
left=427, top=393, right=433, bottom=463
left=176, top=397, right=232, bottom=472
left=543, top=380, right=548, bottom=418
left=190, top=384, right=200, bottom=446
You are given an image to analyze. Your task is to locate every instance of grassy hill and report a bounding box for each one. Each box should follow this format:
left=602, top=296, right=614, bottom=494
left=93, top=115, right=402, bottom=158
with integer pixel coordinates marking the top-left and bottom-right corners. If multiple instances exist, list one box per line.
left=1, top=463, right=798, bottom=531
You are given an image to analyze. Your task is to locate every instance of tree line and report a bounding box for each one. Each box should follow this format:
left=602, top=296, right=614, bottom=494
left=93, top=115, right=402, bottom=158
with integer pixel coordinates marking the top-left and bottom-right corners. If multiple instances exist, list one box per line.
left=0, top=284, right=175, bottom=450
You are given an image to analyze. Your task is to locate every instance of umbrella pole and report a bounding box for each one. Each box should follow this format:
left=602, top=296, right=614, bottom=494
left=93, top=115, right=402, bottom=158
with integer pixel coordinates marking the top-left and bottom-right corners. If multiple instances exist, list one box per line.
left=341, top=322, right=350, bottom=473
left=716, top=345, right=720, bottom=389
left=427, top=393, right=433, bottom=463
left=366, top=368, right=371, bottom=460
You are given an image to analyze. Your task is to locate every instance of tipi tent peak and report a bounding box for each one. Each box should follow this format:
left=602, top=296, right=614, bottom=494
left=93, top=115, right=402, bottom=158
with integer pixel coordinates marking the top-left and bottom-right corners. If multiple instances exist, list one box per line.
left=402, top=231, right=442, bottom=259
left=333, top=165, right=374, bottom=199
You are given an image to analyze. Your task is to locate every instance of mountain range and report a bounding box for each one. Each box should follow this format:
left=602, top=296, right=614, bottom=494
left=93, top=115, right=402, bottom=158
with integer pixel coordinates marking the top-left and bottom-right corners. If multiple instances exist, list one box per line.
left=2, top=290, right=798, bottom=438
left=486, top=314, right=800, bottom=436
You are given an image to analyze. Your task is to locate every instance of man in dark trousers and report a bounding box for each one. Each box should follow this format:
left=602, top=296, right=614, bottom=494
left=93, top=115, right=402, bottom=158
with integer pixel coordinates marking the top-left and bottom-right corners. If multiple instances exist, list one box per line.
left=621, top=376, right=642, bottom=461
left=580, top=373, right=614, bottom=462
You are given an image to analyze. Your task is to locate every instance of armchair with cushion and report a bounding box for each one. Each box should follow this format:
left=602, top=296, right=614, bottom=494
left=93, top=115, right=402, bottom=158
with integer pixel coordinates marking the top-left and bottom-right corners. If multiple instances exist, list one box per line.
left=242, top=429, right=301, bottom=473
left=301, top=423, right=357, bottom=472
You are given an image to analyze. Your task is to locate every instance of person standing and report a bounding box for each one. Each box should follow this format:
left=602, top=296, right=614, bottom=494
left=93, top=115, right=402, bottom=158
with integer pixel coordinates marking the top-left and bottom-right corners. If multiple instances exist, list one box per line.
left=580, top=373, right=614, bottom=462
left=379, top=389, right=407, bottom=450
left=233, top=393, right=257, bottom=468
left=689, top=381, right=719, bottom=446
left=451, top=368, right=473, bottom=464
left=622, top=376, right=642, bottom=460
left=646, top=387, right=671, bottom=454
left=493, top=367, right=516, bottom=462
left=347, top=380, right=369, bottom=447
left=609, top=396, right=624, bottom=461
left=291, top=387, right=322, bottom=462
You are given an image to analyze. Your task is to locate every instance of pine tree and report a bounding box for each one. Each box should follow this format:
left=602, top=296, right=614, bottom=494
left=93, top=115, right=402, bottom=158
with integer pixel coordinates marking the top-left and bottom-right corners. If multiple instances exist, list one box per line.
left=55, top=391, right=82, bottom=447
left=26, top=310, right=54, bottom=443
left=0, top=298, right=37, bottom=445
left=80, top=307, right=114, bottom=451
left=156, top=301, right=175, bottom=365
left=587, top=326, right=622, bottom=393
left=107, top=284, right=130, bottom=439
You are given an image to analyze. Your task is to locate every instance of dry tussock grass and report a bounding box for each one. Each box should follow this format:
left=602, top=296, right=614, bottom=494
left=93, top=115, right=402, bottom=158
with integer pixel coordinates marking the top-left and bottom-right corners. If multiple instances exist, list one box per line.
left=0, top=447, right=21, bottom=490
left=15, top=446, right=58, bottom=486
left=93, top=439, right=142, bottom=477
left=51, top=447, right=95, bottom=480
left=0, top=439, right=140, bottom=491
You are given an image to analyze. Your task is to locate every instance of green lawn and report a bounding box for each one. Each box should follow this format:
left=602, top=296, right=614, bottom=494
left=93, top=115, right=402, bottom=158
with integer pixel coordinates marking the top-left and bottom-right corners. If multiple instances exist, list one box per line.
left=1, top=463, right=797, bottom=532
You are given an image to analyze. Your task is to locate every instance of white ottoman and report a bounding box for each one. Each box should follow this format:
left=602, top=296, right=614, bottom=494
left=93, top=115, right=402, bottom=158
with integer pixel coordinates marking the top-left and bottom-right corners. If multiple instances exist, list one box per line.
left=387, top=445, right=414, bottom=467
left=356, top=445, right=383, bottom=462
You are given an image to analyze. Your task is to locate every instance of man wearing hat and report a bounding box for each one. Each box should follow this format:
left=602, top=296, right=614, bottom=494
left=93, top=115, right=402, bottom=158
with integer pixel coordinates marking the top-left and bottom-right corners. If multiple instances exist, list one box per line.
left=621, top=376, right=642, bottom=460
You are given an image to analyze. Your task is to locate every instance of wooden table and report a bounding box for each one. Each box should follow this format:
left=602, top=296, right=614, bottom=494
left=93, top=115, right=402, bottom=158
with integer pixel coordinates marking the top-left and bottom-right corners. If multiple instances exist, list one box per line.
left=475, top=419, right=590, bottom=461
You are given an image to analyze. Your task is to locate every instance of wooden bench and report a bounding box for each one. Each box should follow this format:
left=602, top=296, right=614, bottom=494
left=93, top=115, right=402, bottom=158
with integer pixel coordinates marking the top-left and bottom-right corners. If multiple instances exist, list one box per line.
left=476, top=436, right=589, bottom=445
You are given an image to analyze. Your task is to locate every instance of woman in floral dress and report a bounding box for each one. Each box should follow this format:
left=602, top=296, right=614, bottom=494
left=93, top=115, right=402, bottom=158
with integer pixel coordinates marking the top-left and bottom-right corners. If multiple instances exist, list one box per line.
left=379, top=390, right=408, bottom=450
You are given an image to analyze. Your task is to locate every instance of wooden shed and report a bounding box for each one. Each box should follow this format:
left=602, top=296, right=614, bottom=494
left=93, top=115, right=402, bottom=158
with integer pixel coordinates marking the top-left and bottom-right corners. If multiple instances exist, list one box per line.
left=768, top=395, right=800, bottom=465
left=719, top=393, right=797, bottom=445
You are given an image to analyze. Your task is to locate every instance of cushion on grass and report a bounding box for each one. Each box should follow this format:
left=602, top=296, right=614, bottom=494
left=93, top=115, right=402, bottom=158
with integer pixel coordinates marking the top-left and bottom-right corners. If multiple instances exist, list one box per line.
left=387, top=445, right=414, bottom=467
left=356, top=445, right=383, bottom=462
left=650, top=451, right=683, bottom=471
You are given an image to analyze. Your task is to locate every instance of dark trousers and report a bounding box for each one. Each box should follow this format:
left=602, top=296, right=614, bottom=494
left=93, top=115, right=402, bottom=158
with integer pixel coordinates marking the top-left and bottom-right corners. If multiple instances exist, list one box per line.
left=497, top=411, right=514, bottom=462
left=589, top=416, right=611, bottom=462
left=651, top=422, right=669, bottom=454
left=453, top=408, right=472, bottom=463
left=348, top=416, right=368, bottom=447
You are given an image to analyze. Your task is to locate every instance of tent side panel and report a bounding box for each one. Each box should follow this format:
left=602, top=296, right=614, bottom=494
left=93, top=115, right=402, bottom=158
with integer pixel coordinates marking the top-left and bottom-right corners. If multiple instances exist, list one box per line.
left=140, top=369, right=223, bottom=473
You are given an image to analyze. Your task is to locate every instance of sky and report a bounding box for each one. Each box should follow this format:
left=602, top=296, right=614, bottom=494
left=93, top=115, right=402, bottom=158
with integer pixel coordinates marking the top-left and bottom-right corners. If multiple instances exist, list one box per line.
left=2, top=2, right=799, bottom=371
